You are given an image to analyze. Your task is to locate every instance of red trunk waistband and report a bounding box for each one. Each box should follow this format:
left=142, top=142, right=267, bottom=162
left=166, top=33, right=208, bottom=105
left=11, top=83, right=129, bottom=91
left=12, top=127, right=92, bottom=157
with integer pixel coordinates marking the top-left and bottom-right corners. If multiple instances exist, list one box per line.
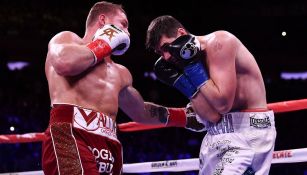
left=50, top=104, right=113, bottom=124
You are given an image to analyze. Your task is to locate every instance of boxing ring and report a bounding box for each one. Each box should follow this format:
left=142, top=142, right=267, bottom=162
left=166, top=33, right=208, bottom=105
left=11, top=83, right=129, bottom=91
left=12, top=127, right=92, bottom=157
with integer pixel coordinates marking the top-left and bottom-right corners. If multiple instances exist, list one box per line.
left=0, top=99, right=307, bottom=174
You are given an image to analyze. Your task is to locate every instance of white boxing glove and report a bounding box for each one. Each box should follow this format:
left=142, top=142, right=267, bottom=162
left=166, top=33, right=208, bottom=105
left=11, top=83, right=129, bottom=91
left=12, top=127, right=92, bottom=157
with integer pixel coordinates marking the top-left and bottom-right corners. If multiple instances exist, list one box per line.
left=87, top=24, right=130, bottom=65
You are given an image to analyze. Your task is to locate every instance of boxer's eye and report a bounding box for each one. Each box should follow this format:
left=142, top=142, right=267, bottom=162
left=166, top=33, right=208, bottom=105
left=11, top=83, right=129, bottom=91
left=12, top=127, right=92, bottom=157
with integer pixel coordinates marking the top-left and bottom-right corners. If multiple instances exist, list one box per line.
left=155, top=43, right=170, bottom=56
left=160, top=43, right=170, bottom=52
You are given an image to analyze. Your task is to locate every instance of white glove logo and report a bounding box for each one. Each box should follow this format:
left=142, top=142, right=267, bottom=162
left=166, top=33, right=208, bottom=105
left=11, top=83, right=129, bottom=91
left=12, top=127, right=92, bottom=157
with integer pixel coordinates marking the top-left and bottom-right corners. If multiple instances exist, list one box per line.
left=180, top=36, right=201, bottom=60
left=180, top=42, right=198, bottom=59
left=98, top=27, right=118, bottom=41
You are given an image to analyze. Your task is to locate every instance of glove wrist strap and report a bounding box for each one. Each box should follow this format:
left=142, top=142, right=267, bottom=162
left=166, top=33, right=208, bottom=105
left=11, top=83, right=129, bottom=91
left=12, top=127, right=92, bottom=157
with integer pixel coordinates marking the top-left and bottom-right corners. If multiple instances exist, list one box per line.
left=184, top=60, right=209, bottom=89
left=86, top=39, right=112, bottom=65
left=166, top=108, right=187, bottom=127
left=174, top=75, right=198, bottom=99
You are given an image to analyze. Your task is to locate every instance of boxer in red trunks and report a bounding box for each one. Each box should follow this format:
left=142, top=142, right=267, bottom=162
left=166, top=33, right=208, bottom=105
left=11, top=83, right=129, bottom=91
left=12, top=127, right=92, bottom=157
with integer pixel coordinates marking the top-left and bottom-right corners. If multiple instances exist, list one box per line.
left=43, top=2, right=205, bottom=175
left=43, top=104, right=122, bottom=175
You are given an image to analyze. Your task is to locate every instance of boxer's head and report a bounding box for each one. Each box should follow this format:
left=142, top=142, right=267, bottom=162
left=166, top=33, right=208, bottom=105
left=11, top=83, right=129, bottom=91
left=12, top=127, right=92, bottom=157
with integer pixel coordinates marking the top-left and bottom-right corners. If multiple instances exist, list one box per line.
left=86, top=1, right=129, bottom=34
left=146, top=15, right=188, bottom=59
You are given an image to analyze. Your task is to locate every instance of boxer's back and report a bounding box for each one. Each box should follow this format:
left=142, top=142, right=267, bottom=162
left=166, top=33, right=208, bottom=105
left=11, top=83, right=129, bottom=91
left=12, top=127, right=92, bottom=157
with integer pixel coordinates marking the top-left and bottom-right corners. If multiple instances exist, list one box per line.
left=233, top=38, right=267, bottom=110
left=203, top=31, right=267, bottom=111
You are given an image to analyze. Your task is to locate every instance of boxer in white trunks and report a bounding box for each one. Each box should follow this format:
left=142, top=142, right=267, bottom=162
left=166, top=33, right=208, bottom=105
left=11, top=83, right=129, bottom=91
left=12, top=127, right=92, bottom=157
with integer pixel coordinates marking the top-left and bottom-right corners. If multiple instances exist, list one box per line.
left=146, top=15, right=276, bottom=175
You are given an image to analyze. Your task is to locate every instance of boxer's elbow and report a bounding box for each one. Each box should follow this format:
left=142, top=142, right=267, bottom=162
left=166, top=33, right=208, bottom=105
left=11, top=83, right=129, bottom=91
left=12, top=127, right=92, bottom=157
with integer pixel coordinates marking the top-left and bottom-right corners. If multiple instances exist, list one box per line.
left=208, top=115, right=221, bottom=123
left=214, top=98, right=232, bottom=115
left=50, top=45, right=75, bottom=76
left=52, top=57, right=75, bottom=76
left=216, top=105, right=231, bottom=115
left=198, top=111, right=221, bottom=123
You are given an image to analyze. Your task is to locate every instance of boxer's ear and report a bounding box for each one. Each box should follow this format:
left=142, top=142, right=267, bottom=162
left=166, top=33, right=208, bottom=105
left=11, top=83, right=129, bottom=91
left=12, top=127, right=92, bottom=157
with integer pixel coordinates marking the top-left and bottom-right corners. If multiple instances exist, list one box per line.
left=177, top=28, right=187, bottom=37
left=97, top=14, right=106, bottom=27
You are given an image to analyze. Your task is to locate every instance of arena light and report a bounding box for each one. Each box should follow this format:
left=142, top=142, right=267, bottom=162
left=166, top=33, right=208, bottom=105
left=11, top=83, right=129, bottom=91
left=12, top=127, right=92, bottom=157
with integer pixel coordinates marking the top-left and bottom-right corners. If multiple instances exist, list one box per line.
left=281, top=31, right=287, bottom=37
left=281, top=72, right=307, bottom=80
left=7, top=61, right=30, bottom=71
left=10, top=126, right=15, bottom=132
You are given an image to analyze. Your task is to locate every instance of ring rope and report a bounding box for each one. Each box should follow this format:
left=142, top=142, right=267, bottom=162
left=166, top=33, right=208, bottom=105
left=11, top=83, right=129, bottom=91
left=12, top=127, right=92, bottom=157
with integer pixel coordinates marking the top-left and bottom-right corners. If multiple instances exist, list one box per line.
left=123, top=147, right=307, bottom=173
left=0, top=98, right=307, bottom=143
left=0, top=148, right=306, bottom=174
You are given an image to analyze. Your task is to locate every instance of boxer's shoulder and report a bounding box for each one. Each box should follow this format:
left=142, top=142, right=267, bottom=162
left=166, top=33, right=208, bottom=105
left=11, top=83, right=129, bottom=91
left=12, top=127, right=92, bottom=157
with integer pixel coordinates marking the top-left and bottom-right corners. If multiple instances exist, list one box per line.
left=114, top=63, right=130, bottom=75
left=115, top=63, right=132, bottom=87
left=49, top=31, right=82, bottom=45
left=203, top=31, right=238, bottom=57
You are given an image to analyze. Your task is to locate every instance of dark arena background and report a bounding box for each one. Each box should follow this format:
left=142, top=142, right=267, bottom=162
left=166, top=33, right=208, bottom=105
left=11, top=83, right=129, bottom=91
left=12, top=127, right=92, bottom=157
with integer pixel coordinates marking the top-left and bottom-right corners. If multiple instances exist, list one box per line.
left=0, top=0, right=307, bottom=174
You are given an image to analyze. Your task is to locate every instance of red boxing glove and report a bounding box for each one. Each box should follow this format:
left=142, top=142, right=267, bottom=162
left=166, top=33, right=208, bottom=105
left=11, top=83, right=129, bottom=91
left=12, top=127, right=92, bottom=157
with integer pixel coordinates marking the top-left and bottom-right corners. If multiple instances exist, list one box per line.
left=167, top=103, right=206, bottom=132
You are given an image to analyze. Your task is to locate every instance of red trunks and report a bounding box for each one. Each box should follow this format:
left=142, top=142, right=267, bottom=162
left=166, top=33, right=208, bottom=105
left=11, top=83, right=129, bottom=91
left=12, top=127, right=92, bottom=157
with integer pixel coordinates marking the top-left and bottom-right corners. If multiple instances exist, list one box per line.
left=42, top=104, right=122, bottom=175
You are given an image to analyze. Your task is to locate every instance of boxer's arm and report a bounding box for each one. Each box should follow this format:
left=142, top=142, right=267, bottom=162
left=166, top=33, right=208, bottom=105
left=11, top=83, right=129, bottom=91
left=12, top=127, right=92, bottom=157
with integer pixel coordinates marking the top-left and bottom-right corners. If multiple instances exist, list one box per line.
left=48, top=31, right=95, bottom=76
left=119, top=85, right=149, bottom=123
left=118, top=84, right=188, bottom=127
left=119, top=83, right=206, bottom=131
left=198, top=31, right=238, bottom=116
left=117, top=69, right=185, bottom=125
left=118, top=66, right=152, bottom=123
left=191, top=93, right=221, bottom=123
left=118, top=83, right=167, bottom=125
left=120, top=89, right=205, bottom=131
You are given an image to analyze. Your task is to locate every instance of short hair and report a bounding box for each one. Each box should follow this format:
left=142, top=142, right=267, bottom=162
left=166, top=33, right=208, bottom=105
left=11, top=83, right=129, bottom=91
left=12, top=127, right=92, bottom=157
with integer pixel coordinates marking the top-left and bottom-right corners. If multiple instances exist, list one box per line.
left=146, top=15, right=186, bottom=50
left=86, top=1, right=125, bottom=27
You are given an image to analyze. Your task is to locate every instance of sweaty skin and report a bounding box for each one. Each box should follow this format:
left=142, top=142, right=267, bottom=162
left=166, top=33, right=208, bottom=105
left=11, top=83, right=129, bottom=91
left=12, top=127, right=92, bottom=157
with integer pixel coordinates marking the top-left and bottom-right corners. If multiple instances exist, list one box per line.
left=157, top=30, right=267, bottom=123
left=46, top=10, right=169, bottom=123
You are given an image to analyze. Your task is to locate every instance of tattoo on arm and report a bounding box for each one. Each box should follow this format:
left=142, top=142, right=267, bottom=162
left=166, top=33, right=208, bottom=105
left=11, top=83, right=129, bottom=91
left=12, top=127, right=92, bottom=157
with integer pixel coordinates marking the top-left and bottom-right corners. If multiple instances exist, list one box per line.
left=145, top=103, right=168, bottom=123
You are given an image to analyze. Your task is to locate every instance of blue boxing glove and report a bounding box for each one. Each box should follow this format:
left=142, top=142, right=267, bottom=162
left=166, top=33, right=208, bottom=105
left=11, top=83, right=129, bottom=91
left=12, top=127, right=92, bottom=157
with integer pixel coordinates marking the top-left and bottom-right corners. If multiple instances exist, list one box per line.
left=165, top=34, right=209, bottom=89
left=154, top=57, right=198, bottom=99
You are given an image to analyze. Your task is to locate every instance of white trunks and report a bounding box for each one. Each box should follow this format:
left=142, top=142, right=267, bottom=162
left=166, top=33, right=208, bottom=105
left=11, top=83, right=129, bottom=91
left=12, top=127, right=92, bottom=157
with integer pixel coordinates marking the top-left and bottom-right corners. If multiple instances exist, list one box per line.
left=199, top=110, right=276, bottom=175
